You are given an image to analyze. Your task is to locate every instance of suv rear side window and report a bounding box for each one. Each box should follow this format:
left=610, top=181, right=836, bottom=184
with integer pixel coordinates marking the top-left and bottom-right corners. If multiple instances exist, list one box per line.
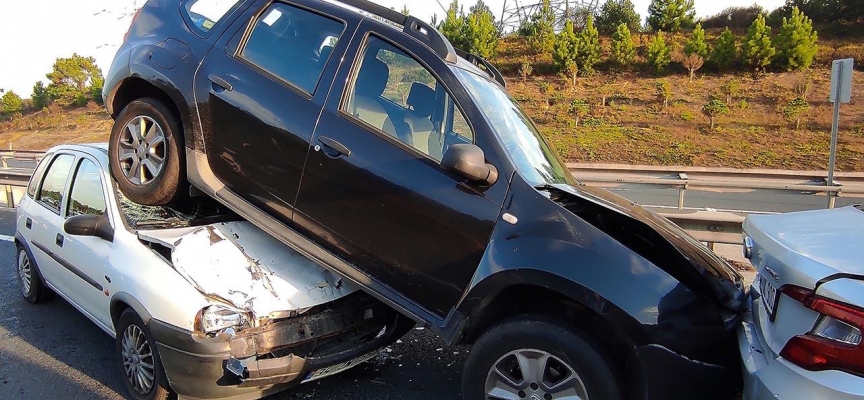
left=36, top=154, right=75, bottom=214
left=68, top=159, right=107, bottom=217
left=240, top=3, right=344, bottom=94
left=185, top=0, right=241, bottom=32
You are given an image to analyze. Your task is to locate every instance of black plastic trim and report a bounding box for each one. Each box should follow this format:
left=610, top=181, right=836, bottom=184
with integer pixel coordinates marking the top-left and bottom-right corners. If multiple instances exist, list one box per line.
left=31, top=240, right=103, bottom=292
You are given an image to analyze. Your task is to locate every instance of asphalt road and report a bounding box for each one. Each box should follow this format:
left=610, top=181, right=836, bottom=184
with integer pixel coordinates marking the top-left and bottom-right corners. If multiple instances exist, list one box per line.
left=0, top=208, right=467, bottom=400
left=606, top=184, right=864, bottom=213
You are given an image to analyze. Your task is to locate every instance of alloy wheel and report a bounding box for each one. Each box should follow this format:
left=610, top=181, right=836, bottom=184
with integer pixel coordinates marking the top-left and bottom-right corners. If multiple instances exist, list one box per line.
left=484, top=348, right=588, bottom=400
left=118, top=116, right=166, bottom=186
left=121, top=324, right=156, bottom=395
left=17, top=251, right=31, bottom=296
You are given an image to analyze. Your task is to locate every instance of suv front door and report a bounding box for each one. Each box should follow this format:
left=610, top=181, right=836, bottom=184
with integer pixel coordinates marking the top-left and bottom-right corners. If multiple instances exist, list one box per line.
left=294, top=26, right=503, bottom=317
left=194, top=0, right=357, bottom=221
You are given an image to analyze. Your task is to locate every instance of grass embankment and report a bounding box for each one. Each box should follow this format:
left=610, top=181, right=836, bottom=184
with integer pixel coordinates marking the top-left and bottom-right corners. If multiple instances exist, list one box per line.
left=2, top=36, right=863, bottom=171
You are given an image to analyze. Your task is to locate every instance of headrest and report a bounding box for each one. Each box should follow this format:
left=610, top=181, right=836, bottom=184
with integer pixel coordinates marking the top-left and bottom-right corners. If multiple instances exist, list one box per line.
left=356, top=56, right=389, bottom=97
left=407, top=83, right=435, bottom=118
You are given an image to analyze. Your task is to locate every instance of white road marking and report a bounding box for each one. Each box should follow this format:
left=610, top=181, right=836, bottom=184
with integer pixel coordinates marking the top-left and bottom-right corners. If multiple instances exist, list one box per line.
left=0, top=234, right=15, bottom=242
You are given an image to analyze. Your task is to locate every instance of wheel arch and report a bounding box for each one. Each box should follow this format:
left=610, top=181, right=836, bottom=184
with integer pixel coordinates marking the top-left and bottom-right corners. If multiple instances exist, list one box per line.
left=109, top=77, right=192, bottom=150
left=14, top=234, right=47, bottom=286
left=110, top=291, right=153, bottom=331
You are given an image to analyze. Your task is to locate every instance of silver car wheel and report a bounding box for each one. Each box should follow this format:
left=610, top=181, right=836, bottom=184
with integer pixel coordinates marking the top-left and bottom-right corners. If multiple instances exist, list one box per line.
left=121, top=325, right=156, bottom=395
left=485, top=349, right=589, bottom=400
left=118, top=115, right=166, bottom=186
left=18, top=250, right=32, bottom=296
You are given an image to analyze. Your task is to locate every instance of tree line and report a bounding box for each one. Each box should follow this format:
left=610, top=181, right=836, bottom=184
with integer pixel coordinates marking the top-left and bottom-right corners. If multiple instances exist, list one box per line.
left=1, top=54, right=104, bottom=117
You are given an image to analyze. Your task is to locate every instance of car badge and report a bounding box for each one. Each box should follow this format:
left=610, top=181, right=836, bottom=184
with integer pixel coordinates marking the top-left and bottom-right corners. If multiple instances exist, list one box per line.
left=765, top=266, right=780, bottom=282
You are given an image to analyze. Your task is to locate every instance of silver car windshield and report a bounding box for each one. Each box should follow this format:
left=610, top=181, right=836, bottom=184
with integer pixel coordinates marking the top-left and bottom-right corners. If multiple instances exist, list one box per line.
left=453, top=67, right=573, bottom=186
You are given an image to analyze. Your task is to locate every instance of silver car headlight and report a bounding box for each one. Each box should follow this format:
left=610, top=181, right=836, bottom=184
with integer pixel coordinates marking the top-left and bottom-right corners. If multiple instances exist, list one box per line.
left=198, top=305, right=248, bottom=334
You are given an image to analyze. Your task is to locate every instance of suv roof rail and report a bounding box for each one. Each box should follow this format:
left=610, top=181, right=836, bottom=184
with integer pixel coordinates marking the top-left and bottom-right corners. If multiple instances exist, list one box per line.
left=455, top=49, right=507, bottom=88
left=337, top=0, right=459, bottom=63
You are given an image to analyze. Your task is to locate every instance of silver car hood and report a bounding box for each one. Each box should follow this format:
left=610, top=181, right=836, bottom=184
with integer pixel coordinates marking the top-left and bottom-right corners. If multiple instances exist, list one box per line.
left=138, top=222, right=357, bottom=319
left=744, top=206, right=864, bottom=289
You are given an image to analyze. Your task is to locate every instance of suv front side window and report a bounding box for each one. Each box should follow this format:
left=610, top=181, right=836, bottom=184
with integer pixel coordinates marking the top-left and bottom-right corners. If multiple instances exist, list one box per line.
left=68, top=159, right=108, bottom=217
left=240, top=3, right=345, bottom=94
left=344, top=36, right=473, bottom=162
left=36, top=154, right=75, bottom=214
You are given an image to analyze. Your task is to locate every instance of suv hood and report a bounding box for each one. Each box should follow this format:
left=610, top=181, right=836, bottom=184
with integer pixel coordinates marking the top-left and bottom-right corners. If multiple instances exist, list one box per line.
left=744, top=206, right=864, bottom=288
left=139, top=222, right=357, bottom=319
left=549, top=183, right=745, bottom=311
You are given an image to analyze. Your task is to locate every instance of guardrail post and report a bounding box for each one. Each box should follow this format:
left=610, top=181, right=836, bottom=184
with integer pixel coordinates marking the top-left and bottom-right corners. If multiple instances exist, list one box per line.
left=5, top=185, right=14, bottom=208
left=677, top=185, right=686, bottom=210
left=828, top=192, right=837, bottom=209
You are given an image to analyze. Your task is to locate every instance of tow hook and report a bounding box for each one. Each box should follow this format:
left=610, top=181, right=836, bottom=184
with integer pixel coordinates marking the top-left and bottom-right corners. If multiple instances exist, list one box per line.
left=226, top=357, right=249, bottom=379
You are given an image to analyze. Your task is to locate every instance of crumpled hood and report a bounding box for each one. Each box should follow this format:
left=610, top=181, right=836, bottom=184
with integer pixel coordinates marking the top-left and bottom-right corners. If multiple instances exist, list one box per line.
left=139, top=222, right=357, bottom=319
left=744, top=206, right=864, bottom=284
left=550, top=183, right=745, bottom=310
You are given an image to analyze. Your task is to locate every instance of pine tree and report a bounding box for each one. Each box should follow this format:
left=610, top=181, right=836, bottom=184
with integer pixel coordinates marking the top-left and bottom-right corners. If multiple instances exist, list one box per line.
left=596, top=0, right=642, bottom=35
left=31, top=82, right=49, bottom=110
left=647, top=0, right=696, bottom=33
left=783, top=97, right=810, bottom=130
left=576, top=16, right=601, bottom=75
left=439, top=0, right=467, bottom=51
left=465, top=3, right=499, bottom=58
left=684, top=23, right=708, bottom=58
left=741, top=14, right=775, bottom=72
left=569, top=99, right=591, bottom=127
left=553, top=20, right=580, bottom=86
left=655, top=79, right=672, bottom=108
left=702, top=99, right=730, bottom=130
left=400, top=5, right=409, bottom=16
left=647, top=31, right=672, bottom=73
left=611, top=23, right=636, bottom=68
left=773, top=7, right=819, bottom=71
left=527, top=0, right=557, bottom=54
left=710, top=28, right=738, bottom=71
left=1, top=91, right=23, bottom=114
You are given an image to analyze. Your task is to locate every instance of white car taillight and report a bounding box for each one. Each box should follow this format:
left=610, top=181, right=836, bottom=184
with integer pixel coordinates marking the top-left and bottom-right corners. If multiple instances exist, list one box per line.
left=779, top=285, right=864, bottom=377
left=813, top=315, right=863, bottom=345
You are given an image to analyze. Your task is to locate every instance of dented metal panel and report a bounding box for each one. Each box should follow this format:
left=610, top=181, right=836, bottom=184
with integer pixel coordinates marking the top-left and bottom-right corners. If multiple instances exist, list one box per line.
left=138, top=221, right=358, bottom=319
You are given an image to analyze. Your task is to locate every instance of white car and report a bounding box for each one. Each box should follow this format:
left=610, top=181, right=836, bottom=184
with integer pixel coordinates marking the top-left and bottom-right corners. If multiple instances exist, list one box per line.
left=15, top=144, right=408, bottom=400
left=738, top=205, right=864, bottom=400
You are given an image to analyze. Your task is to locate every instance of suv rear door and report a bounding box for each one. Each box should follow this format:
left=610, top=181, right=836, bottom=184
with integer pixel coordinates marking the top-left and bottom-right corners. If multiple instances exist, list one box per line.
left=294, top=23, right=504, bottom=318
left=193, top=0, right=359, bottom=222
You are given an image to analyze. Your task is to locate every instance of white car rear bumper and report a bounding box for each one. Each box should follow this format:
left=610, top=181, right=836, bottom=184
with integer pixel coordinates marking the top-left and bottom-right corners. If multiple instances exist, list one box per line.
left=737, top=295, right=864, bottom=400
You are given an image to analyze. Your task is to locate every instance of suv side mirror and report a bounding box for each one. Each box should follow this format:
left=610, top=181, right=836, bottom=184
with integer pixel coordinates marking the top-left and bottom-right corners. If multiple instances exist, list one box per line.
left=441, top=144, right=498, bottom=186
left=64, top=214, right=115, bottom=242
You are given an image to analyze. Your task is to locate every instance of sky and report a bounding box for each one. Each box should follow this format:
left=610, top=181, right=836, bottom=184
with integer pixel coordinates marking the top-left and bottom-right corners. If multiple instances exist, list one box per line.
left=0, top=0, right=785, bottom=98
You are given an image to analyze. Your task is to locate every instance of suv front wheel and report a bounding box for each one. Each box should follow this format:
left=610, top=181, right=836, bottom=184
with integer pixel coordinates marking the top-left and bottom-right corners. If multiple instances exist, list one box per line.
left=109, top=98, right=186, bottom=206
left=462, top=316, right=622, bottom=400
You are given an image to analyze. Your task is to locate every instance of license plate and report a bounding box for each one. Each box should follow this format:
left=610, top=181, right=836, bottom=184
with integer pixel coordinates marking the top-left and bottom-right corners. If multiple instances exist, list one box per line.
left=759, top=274, right=779, bottom=321
left=302, top=350, right=378, bottom=383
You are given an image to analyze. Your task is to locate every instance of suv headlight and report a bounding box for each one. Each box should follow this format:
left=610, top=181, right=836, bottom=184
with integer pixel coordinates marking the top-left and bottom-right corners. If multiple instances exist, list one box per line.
left=198, top=305, right=248, bottom=334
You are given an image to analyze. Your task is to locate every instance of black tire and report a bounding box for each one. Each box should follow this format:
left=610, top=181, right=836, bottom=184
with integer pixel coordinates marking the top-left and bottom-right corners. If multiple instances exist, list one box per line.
left=115, top=308, right=173, bottom=400
left=462, top=316, right=622, bottom=400
left=17, top=246, right=52, bottom=304
left=109, top=98, right=187, bottom=206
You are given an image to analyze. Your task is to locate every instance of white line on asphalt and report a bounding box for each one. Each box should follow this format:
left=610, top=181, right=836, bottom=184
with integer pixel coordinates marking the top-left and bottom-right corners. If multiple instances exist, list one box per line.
left=0, top=234, right=14, bottom=242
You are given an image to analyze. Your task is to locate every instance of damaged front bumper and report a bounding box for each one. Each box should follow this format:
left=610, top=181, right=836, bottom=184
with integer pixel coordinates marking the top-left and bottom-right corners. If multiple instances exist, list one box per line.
left=150, top=295, right=406, bottom=399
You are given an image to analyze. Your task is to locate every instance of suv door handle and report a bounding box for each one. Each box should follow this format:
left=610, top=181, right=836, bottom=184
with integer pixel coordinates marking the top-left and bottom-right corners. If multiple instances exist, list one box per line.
left=317, top=136, right=351, bottom=157
left=208, top=75, right=233, bottom=92
left=55, top=233, right=64, bottom=248
left=25, top=218, right=32, bottom=230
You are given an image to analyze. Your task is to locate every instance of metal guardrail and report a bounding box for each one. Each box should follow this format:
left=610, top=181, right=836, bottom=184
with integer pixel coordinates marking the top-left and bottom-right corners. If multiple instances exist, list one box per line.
left=0, top=153, right=853, bottom=247
left=569, top=163, right=864, bottom=247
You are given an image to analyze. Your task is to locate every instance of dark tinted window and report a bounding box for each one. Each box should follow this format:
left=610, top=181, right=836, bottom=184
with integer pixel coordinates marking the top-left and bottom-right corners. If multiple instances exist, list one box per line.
left=36, top=154, right=75, bottom=214
left=184, top=0, right=241, bottom=32
left=241, top=3, right=344, bottom=94
left=68, top=159, right=107, bottom=217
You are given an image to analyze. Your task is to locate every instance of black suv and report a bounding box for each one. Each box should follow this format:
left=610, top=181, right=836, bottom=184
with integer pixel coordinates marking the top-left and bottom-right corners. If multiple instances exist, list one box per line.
left=104, top=0, right=746, bottom=399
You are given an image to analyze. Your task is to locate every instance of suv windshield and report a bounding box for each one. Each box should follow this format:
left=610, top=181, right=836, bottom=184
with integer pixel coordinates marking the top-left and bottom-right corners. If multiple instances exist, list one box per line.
left=453, top=67, right=573, bottom=186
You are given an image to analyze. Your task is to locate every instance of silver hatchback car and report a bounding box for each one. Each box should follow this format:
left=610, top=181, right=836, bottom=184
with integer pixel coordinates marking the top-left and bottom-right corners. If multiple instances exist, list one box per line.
left=15, top=144, right=407, bottom=400
left=738, top=206, right=864, bottom=400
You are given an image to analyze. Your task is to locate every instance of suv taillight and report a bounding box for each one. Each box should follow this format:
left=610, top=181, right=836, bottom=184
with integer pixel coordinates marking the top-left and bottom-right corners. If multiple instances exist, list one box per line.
left=779, top=285, right=864, bottom=377
left=124, top=8, right=143, bottom=42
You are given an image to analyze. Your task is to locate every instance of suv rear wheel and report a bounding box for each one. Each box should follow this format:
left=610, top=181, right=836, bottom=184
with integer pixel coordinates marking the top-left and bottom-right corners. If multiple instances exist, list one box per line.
left=463, top=316, right=621, bottom=400
left=109, top=98, right=186, bottom=206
